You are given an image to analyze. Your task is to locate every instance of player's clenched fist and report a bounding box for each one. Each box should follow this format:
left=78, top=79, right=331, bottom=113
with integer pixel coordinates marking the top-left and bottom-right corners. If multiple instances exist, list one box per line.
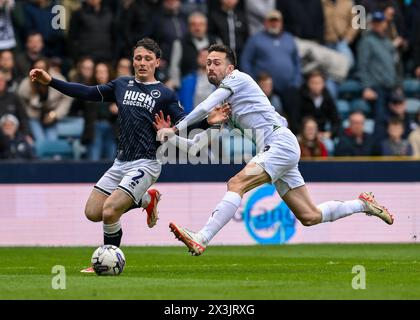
left=29, top=68, right=52, bottom=85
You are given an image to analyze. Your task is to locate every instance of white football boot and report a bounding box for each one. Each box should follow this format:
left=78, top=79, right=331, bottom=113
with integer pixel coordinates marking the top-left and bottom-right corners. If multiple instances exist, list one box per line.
left=169, top=222, right=206, bottom=256
left=358, top=192, right=394, bottom=225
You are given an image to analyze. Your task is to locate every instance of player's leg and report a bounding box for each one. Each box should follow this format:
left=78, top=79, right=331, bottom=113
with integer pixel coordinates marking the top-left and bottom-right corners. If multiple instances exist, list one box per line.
left=102, top=189, right=134, bottom=247
left=277, top=169, right=393, bottom=226
left=118, top=159, right=162, bottom=228
left=84, top=189, right=108, bottom=222
left=170, top=162, right=270, bottom=255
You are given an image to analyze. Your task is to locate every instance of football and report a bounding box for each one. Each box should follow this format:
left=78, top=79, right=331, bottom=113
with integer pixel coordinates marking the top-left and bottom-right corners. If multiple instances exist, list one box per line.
left=91, top=245, right=126, bottom=276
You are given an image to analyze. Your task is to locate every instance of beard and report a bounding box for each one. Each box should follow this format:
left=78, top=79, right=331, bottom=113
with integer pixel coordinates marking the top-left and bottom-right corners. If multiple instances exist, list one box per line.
left=207, top=75, right=219, bottom=86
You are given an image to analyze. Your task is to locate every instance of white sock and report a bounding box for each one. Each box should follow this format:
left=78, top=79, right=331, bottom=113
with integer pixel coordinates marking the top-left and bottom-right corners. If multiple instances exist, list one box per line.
left=103, top=220, right=121, bottom=234
left=140, top=192, right=151, bottom=209
left=199, top=191, right=242, bottom=244
left=318, top=200, right=365, bottom=223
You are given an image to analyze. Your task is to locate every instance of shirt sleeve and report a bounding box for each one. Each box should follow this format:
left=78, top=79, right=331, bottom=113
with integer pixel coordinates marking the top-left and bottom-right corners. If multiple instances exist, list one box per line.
left=164, top=91, right=210, bottom=130
left=175, top=87, right=232, bottom=131
left=49, top=78, right=116, bottom=102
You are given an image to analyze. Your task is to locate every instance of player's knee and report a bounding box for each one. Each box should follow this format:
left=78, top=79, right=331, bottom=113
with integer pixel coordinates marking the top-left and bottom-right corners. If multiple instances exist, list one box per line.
left=298, top=213, right=320, bottom=227
left=102, top=202, right=119, bottom=223
left=227, top=176, right=244, bottom=194
left=84, top=205, right=102, bottom=222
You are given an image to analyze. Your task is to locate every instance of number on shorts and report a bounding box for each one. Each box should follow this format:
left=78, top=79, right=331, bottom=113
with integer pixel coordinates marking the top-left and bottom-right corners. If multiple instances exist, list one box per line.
left=130, top=169, right=145, bottom=188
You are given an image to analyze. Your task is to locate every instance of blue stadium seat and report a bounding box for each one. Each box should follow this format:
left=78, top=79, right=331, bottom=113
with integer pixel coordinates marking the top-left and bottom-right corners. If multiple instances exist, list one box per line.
left=36, top=140, right=74, bottom=160
left=338, top=80, right=362, bottom=100
left=56, top=117, right=84, bottom=139
left=336, top=99, right=351, bottom=118
left=403, top=79, right=420, bottom=98
left=350, top=98, right=371, bottom=114
left=406, top=98, right=420, bottom=115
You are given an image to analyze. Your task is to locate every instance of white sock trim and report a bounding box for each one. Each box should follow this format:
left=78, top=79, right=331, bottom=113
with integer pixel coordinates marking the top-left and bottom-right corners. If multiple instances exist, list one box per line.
left=103, top=220, right=121, bottom=234
left=223, top=191, right=242, bottom=206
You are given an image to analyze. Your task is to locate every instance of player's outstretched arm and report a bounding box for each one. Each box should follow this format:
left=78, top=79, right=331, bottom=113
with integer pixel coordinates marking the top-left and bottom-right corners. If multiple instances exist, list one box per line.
left=29, top=68, right=108, bottom=102
left=175, top=88, right=232, bottom=132
left=154, top=111, right=210, bottom=154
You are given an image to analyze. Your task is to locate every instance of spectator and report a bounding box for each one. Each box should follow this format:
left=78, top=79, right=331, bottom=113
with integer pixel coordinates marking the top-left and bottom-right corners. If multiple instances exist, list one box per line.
left=118, top=0, right=148, bottom=59
left=169, top=11, right=220, bottom=89
left=115, top=57, right=133, bottom=77
left=335, top=111, right=378, bottom=156
left=208, top=0, right=248, bottom=60
left=0, top=0, right=16, bottom=51
left=67, top=56, right=95, bottom=117
left=409, top=111, right=420, bottom=156
left=277, top=0, right=324, bottom=43
left=15, top=32, right=44, bottom=79
left=321, top=0, right=359, bottom=68
left=381, top=117, right=413, bottom=156
left=178, top=48, right=215, bottom=113
left=0, top=50, right=20, bottom=92
left=414, top=15, right=420, bottom=79
left=68, top=0, right=116, bottom=63
left=244, top=0, right=275, bottom=36
left=257, top=72, right=282, bottom=115
left=299, top=70, right=340, bottom=147
left=82, top=62, right=118, bottom=161
left=17, top=57, right=72, bottom=142
left=357, top=11, right=398, bottom=138
left=23, top=0, right=66, bottom=58
left=375, top=91, right=411, bottom=140
left=145, top=0, right=188, bottom=69
left=241, top=9, right=302, bottom=133
left=0, top=70, right=30, bottom=137
left=0, top=114, right=34, bottom=160
left=298, top=116, right=328, bottom=158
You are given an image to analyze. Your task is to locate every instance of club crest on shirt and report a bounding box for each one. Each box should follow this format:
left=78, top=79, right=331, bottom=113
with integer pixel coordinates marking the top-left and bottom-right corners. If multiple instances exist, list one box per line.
left=128, top=80, right=134, bottom=87
left=151, top=89, right=161, bottom=98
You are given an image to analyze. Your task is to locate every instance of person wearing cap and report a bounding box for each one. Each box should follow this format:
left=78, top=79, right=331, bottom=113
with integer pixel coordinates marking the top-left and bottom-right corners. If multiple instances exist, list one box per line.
left=375, top=91, right=412, bottom=141
left=241, top=9, right=302, bottom=133
left=0, top=114, right=34, bottom=160
left=357, top=10, right=398, bottom=138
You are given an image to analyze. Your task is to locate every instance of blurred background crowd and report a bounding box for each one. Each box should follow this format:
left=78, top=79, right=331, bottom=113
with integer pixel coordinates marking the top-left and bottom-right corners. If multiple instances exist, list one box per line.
left=0, top=0, right=419, bottom=161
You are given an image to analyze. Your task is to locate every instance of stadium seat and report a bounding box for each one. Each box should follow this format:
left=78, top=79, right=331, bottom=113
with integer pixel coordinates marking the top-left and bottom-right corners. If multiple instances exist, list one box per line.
left=56, top=117, right=86, bottom=160
left=336, top=99, right=351, bottom=118
left=35, top=140, right=74, bottom=160
left=338, top=79, right=362, bottom=100
left=350, top=98, right=371, bottom=114
left=403, top=79, right=420, bottom=98
left=57, top=117, right=84, bottom=139
left=406, top=98, right=420, bottom=115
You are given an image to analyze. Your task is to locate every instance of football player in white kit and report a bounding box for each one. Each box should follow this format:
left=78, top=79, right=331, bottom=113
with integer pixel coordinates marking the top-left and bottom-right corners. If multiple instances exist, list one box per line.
left=157, top=44, right=394, bottom=256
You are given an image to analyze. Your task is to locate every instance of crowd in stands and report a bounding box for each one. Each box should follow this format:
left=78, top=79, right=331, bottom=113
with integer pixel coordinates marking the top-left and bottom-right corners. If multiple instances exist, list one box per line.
left=0, top=0, right=419, bottom=161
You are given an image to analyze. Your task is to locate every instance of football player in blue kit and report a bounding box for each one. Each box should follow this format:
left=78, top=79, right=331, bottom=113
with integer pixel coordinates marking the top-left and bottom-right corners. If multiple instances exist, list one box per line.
left=29, top=38, right=229, bottom=272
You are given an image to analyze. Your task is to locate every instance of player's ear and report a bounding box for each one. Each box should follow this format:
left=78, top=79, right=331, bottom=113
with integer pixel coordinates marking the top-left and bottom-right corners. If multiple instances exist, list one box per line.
left=155, top=58, right=160, bottom=68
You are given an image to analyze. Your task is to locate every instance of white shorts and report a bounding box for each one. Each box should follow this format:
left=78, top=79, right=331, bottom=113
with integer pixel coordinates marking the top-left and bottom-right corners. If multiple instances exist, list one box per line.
left=94, top=158, right=161, bottom=205
left=250, top=127, right=305, bottom=197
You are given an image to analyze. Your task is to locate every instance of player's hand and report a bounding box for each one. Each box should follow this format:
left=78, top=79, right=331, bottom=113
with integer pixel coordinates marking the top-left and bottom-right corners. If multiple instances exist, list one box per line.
left=156, top=127, right=176, bottom=143
left=29, top=68, right=52, bottom=85
left=153, top=111, right=171, bottom=131
left=208, top=102, right=231, bottom=125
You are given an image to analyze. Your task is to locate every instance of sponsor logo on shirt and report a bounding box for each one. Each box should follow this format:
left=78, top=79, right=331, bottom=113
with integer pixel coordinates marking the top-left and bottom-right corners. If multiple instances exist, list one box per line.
left=122, top=90, right=156, bottom=112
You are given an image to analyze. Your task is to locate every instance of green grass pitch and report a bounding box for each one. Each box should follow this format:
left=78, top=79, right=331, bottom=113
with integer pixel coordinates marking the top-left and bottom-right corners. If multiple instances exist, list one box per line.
left=1, top=244, right=419, bottom=300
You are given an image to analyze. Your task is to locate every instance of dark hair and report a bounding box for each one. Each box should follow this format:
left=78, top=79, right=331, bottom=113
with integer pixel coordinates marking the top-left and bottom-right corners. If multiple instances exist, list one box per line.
left=208, top=43, right=237, bottom=68
left=387, top=117, right=404, bottom=127
left=305, top=69, right=326, bottom=82
left=133, top=38, right=162, bottom=59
